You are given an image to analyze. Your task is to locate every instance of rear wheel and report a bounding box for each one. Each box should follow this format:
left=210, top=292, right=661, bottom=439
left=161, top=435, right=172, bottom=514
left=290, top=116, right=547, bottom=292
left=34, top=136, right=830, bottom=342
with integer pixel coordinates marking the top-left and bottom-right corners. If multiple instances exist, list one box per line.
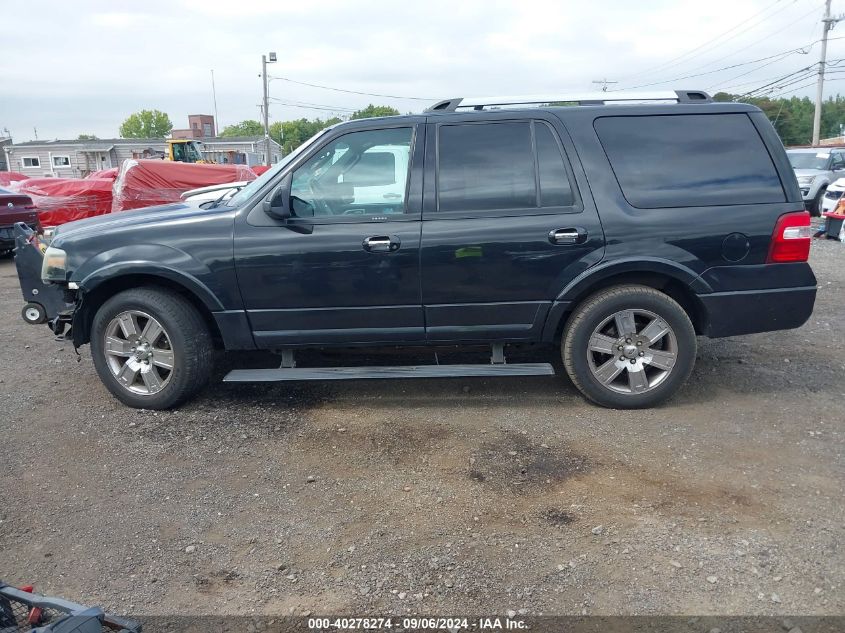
left=90, top=287, right=212, bottom=409
left=562, top=285, right=696, bottom=408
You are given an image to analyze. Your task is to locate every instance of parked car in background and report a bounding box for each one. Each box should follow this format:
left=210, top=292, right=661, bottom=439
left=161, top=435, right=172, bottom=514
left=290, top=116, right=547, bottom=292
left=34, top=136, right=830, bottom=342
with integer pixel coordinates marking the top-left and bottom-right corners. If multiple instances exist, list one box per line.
left=821, top=176, right=845, bottom=214
left=0, top=186, right=39, bottom=255
left=786, top=147, right=845, bottom=216
left=181, top=181, right=247, bottom=205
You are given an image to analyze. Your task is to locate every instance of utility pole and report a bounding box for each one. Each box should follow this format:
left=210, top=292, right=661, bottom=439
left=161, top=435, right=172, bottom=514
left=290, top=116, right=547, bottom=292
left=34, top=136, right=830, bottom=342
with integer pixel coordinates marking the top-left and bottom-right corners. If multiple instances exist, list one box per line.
left=210, top=69, right=219, bottom=136
left=813, top=0, right=843, bottom=145
left=261, top=52, right=277, bottom=166
left=592, top=78, right=618, bottom=92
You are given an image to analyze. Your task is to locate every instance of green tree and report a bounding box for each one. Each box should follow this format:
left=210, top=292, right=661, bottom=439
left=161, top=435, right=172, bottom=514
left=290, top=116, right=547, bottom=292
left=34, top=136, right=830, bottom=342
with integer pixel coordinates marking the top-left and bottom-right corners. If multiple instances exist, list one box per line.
left=77, top=133, right=99, bottom=140
left=220, top=119, right=265, bottom=137
left=350, top=104, right=400, bottom=120
left=270, top=117, right=342, bottom=154
left=119, top=109, right=172, bottom=138
left=714, top=92, right=845, bottom=146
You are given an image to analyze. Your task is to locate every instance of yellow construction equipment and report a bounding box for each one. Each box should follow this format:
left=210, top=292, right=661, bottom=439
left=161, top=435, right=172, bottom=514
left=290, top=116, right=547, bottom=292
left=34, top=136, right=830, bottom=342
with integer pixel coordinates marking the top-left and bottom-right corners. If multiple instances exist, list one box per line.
left=166, top=139, right=214, bottom=163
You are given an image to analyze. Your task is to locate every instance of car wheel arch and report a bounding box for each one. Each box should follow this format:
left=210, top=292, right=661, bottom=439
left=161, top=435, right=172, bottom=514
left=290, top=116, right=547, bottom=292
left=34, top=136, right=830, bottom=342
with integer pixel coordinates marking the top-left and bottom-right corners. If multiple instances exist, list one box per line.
left=72, top=271, right=223, bottom=349
left=543, top=260, right=710, bottom=342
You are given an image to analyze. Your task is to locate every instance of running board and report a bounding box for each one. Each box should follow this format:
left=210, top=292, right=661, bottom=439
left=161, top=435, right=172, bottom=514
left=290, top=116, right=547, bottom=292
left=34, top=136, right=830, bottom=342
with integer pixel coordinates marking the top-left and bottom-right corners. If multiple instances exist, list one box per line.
left=223, top=363, right=555, bottom=382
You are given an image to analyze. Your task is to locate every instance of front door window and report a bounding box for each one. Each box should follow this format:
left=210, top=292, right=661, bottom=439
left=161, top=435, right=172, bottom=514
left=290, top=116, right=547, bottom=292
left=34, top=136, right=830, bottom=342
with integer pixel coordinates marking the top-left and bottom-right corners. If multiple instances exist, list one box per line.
left=290, top=127, right=412, bottom=218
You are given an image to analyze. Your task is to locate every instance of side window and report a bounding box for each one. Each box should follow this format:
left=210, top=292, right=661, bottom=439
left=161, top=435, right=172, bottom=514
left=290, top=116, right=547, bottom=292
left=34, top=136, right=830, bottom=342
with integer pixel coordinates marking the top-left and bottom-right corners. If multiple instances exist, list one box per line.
left=535, top=122, right=574, bottom=207
left=832, top=153, right=845, bottom=169
left=290, top=127, right=412, bottom=218
left=594, top=113, right=785, bottom=208
left=437, top=122, right=535, bottom=212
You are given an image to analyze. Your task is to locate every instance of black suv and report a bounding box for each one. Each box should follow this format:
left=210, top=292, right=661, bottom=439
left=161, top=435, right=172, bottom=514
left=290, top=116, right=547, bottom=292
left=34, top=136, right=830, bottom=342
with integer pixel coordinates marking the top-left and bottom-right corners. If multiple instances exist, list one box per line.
left=19, top=90, right=817, bottom=410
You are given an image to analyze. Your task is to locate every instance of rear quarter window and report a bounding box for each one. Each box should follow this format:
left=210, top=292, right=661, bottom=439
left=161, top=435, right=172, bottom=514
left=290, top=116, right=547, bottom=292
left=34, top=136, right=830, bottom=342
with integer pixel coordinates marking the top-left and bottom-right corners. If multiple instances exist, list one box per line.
left=594, top=113, right=785, bottom=208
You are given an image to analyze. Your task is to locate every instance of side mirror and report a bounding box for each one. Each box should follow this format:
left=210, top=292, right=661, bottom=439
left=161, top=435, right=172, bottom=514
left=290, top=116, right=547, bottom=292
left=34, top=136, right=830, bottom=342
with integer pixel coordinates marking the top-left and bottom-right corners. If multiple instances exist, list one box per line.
left=263, top=174, right=292, bottom=220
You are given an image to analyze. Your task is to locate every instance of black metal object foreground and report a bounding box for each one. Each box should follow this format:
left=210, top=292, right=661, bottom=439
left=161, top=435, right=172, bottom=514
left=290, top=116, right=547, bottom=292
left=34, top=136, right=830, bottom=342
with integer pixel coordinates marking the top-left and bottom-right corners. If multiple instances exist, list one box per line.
left=0, top=582, right=141, bottom=632
left=13, top=223, right=69, bottom=327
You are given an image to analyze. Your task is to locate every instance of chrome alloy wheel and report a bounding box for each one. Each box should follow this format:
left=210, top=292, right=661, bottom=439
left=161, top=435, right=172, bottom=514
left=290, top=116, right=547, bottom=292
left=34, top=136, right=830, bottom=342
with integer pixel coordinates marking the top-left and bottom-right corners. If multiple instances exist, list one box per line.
left=586, top=309, right=678, bottom=395
left=103, top=310, right=175, bottom=395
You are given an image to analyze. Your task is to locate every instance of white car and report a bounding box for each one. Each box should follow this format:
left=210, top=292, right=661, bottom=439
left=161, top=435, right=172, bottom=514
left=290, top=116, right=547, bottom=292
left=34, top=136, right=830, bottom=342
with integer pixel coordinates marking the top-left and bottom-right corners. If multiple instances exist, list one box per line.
left=786, top=147, right=845, bottom=216
left=180, top=181, right=248, bottom=204
left=821, top=177, right=845, bottom=214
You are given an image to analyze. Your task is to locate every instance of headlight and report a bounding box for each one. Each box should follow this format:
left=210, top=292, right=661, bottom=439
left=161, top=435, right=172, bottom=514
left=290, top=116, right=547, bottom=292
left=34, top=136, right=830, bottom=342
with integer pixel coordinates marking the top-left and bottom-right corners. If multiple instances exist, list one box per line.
left=797, top=175, right=816, bottom=185
left=41, top=246, right=68, bottom=282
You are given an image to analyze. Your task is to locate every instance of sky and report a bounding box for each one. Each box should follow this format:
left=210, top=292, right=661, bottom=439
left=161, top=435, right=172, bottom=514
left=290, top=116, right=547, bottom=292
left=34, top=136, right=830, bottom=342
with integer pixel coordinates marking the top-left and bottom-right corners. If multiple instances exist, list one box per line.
left=1, top=0, right=841, bottom=141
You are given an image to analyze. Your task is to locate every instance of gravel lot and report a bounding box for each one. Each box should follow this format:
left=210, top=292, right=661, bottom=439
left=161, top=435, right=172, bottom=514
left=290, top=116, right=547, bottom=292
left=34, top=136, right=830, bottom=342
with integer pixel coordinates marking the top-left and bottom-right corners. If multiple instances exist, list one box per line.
left=0, top=240, right=843, bottom=618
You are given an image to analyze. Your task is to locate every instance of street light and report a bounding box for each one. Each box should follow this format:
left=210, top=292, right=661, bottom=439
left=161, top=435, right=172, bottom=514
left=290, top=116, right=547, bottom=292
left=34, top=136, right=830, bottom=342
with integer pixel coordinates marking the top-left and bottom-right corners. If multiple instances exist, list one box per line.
left=262, top=51, right=277, bottom=166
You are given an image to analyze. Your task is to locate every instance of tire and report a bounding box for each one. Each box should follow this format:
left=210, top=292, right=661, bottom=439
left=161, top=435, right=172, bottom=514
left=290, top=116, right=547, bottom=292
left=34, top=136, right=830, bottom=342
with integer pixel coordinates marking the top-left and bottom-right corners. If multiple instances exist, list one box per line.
left=90, top=287, right=213, bottom=409
left=21, top=302, right=47, bottom=325
left=562, top=284, right=696, bottom=409
left=811, top=187, right=826, bottom=217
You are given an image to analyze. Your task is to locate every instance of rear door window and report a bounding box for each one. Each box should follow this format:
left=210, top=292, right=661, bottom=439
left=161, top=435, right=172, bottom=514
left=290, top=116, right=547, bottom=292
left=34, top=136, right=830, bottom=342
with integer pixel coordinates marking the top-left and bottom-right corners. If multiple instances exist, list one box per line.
left=594, top=113, right=785, bottom=208
left=437, top=121, right=535, bottom=212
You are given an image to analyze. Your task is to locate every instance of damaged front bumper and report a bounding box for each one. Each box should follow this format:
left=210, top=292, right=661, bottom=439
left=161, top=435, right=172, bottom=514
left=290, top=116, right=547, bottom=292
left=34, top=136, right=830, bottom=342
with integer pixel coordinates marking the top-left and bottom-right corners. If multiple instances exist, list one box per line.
left=13, top=222, right=76, bottom=336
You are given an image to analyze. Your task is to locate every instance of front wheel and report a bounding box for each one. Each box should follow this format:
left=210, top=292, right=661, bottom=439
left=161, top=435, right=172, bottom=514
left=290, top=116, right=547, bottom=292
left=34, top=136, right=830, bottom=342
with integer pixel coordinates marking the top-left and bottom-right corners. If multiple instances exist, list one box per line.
left=811, top=187, right=827, bottom=217
left=90, top=287, right=213, bottom=409
left=562, top=285, right=696, bottom=409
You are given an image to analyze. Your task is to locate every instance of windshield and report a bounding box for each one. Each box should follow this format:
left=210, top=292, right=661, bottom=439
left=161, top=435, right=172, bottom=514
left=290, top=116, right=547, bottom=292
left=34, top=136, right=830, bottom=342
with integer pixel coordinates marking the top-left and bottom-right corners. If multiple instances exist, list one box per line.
left=186, top=142, right=203, bottom=162
left=788, top=152, right=830, bottom=170
left=226, top=128, right=335, bottom=207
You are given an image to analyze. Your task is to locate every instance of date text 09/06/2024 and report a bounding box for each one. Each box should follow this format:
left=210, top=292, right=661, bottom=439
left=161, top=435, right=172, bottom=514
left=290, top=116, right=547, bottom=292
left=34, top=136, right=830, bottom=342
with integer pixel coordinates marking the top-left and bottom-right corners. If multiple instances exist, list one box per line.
left=307, top=616, right=528, bottom=630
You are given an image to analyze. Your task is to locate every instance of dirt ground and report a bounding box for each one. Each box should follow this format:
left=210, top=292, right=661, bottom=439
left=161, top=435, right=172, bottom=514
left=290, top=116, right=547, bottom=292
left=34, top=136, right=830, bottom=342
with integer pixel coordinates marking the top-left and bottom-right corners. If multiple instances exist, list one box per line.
left=0, top=241, right=842, bottom=619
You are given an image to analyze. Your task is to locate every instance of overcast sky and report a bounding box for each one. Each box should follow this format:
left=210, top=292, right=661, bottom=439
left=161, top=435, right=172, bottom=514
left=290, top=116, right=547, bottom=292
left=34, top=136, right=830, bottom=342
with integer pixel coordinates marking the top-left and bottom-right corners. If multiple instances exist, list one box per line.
left=1, top=0, right=840, bottom=141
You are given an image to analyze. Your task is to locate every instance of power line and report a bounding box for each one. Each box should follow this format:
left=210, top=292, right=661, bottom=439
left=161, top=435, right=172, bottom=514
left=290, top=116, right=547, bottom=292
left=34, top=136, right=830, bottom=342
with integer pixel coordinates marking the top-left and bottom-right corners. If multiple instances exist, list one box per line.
left=738, top=60, right=845, bottom=98
left=769, top=76, right=845, bottom=98
left=268, top=75, right=433, bottom=101
left=615, top=35, right=845, bottom=92
left=674, top=2, right=822, bottom=77
left=735, top=64, right=820, bottom=98
left=618, top=4, right=824, bottom=91
left=268, top=96, right=356, bottom=112
left=617, top=0, right=789, bottom=82
left=737, top=58, right=845, bottom=99
left=705, top=54, right=809, bottom=91
left=611, top=44, right=814, bottom=90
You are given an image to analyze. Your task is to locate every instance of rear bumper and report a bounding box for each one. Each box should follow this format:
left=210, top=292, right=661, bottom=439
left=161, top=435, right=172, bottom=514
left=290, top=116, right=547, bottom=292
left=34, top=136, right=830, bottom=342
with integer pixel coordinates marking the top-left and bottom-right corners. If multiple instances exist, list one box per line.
left=697, top=285, right=817, bottom=337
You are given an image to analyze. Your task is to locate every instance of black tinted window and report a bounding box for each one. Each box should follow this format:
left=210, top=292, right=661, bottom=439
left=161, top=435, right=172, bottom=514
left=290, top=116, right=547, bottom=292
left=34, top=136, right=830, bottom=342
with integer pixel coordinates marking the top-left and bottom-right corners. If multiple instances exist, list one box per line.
left=438, top=122, right=535, bottom=212
left=595, top=114, right=785, bottom=208
left=536, top=122, right=574, bottom=207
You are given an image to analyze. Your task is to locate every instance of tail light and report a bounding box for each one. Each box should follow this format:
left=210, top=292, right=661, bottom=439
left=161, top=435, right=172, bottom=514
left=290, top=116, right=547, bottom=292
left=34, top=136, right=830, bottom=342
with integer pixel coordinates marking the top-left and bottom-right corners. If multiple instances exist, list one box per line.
left=767, top=211, right=812, bottom=263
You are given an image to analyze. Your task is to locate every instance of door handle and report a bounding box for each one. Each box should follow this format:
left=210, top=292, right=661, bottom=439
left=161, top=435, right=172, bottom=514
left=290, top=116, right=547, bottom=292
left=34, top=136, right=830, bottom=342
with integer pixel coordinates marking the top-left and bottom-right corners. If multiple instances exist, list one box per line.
left=363, top=235, right=401, bottom=253
left=549, top=227, right=588, bottom=245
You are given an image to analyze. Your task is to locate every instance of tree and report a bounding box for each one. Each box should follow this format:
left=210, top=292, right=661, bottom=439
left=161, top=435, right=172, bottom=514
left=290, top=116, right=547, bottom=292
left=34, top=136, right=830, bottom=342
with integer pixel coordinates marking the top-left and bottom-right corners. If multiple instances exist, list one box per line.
left=350, top=104, right=400, bottom=120
left=77, top=133, right=98, bottom=140
left=220, top=120, right=264, bottom=137
left=119, top=109, right=172, bottom=139
left=711, top=92, right=845, bottom=146
left=270, top=117, right=342, bottom=154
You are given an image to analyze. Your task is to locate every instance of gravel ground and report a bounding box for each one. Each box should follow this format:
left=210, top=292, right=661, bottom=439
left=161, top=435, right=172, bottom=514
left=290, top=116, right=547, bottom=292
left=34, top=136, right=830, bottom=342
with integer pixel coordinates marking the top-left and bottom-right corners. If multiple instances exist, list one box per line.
left=0, top=240, right=843, bottom=618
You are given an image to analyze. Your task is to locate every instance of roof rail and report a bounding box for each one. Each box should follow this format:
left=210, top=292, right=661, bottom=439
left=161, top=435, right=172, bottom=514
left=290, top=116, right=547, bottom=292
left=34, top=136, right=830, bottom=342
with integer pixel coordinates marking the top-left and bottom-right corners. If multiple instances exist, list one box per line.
left=425, top=90, right=712, bottom=112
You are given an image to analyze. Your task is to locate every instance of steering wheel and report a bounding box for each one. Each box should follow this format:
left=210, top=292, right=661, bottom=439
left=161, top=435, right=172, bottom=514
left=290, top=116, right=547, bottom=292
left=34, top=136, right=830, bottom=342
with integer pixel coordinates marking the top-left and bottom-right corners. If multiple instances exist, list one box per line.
left=306, top=177, right=334, bottom=216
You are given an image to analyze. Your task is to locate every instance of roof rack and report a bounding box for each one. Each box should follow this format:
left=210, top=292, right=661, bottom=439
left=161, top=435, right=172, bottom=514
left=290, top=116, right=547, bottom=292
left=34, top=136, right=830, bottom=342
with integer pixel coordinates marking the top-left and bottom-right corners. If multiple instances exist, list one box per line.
left=425, top=90, right=712, bottom=112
